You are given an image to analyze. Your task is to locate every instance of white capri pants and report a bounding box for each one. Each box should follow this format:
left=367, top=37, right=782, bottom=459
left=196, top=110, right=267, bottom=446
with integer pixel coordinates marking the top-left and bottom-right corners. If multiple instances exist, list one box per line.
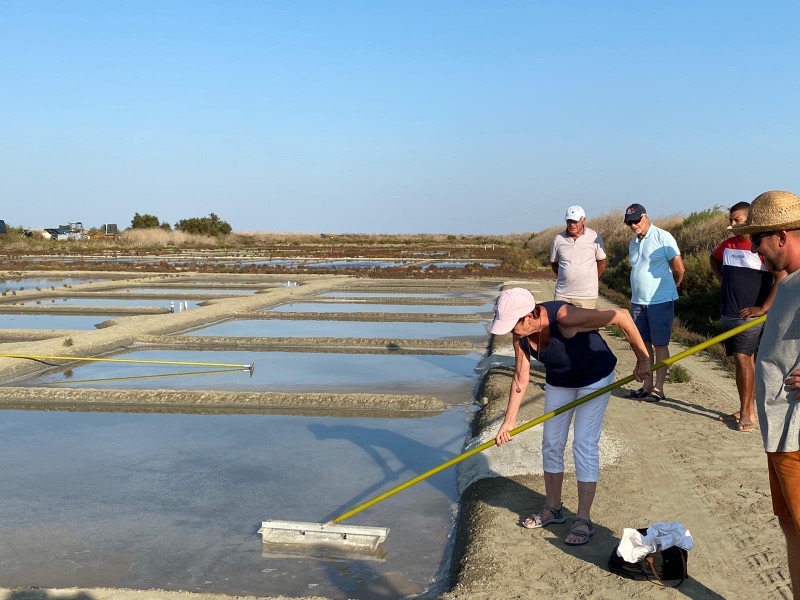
left=541, top=370, right=615, bottom=482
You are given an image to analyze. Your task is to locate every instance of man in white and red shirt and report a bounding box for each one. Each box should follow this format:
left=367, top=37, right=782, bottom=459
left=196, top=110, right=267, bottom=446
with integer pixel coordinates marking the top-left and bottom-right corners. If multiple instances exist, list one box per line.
left=710, top=201, right=786, bottom=432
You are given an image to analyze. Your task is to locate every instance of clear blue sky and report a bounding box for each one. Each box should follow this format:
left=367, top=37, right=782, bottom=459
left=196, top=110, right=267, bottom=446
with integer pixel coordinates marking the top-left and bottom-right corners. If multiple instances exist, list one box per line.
left=2, top=1, right=799, bottom=234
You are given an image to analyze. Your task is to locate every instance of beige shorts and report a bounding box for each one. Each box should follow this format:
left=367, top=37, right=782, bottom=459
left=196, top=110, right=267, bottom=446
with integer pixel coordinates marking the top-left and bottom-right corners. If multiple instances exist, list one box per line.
left=554, top=296, right=597, bottom=309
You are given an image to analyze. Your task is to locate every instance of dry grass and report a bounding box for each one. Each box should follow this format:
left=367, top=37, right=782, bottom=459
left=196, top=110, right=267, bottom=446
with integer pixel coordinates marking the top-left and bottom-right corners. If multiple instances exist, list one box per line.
left=236, top=231, right=524, bottom=246
left=524, top=224, right=562, bottom=257
left=118, top=229, right=219, bottom=247
left=672, top=211, right=729, bottom=254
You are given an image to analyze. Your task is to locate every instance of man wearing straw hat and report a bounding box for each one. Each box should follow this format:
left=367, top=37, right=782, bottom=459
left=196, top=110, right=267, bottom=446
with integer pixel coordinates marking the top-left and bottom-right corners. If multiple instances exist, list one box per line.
left=732, top=190, right=800, bottom=594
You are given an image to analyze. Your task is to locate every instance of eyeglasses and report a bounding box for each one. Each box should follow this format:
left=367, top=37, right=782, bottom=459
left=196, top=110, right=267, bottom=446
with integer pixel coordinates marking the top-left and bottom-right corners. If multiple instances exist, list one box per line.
left=750, top=231, right=779, bottom=248
left=626, top=218, right=642, bottom=226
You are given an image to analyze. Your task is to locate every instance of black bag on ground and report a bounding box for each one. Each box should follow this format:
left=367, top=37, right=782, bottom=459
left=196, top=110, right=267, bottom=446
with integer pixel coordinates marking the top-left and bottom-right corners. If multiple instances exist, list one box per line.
left=607, top=528, right=688, bottom=587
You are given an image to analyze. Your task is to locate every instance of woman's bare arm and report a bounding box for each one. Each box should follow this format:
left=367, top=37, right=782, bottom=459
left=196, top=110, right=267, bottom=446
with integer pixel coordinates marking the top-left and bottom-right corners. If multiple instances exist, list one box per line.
left=495, top=334, right=532, bottom=445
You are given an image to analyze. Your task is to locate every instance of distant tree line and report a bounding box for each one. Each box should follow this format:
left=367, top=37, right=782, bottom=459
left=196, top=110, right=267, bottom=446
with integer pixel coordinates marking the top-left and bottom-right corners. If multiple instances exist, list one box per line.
left=130, top=212, right=232, bottom=236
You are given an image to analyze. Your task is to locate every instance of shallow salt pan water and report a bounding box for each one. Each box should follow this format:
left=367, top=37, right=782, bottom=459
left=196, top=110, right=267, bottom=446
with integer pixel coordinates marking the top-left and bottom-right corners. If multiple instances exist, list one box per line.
left=266, top=302, right=495, bottom=314
left=0, top=408, right=471, bottom=600
left=0, top=313, right=105, bottom=330
left=22, top=349, right=483, bottom=404
left=23, top=297, right=203, bottom=308
left=184, top=318, right=489, bottom=342
left=118, top=287, right=259, bottom=295
left=0, top=277, right=107, bottom=290
left=307, top=260, right=412, bottom=268
left=318, top=291, right=496, bottom=299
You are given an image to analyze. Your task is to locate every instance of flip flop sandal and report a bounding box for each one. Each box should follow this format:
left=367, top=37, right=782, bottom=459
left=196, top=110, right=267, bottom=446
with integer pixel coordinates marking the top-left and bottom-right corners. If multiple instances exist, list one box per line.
left=522, top=502, right=566, bottom=529
left=564, top=517, right=595, bottom=546
left=718, top=413, right=740, bottom=423
left=628, top=388, right=649, bottom=399
left=643, top=390, right=665, bottom=402
left=737, top=421, right=755, bottom=432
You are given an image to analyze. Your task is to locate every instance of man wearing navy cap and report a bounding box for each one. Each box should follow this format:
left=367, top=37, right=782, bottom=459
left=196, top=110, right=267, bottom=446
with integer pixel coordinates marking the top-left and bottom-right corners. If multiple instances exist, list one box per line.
left=624, top=203, right=685, bottom=402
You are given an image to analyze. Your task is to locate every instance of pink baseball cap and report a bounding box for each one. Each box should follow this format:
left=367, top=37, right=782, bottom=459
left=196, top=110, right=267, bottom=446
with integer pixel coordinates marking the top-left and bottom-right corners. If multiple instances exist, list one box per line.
left=490, top=288, right=536, bottom=335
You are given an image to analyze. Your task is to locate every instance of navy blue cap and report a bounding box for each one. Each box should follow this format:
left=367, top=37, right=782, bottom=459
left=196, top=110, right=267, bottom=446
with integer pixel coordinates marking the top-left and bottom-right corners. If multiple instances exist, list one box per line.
left=624, top=203, right=647, bottom=223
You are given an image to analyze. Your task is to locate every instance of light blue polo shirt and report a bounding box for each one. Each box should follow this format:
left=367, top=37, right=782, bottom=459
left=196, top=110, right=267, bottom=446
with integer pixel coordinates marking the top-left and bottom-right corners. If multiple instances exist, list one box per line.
left=629, top=224, right=681, bottom=305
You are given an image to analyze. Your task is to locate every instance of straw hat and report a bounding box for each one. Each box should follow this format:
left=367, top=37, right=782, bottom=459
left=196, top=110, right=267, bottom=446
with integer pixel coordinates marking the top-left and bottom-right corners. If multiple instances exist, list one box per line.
left=731, top=190, right=800, bottom=235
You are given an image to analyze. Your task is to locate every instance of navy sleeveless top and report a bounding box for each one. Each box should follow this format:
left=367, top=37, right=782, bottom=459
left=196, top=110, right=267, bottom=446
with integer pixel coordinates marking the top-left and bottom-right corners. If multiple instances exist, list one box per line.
left=520, top=301, right=617, bottom=388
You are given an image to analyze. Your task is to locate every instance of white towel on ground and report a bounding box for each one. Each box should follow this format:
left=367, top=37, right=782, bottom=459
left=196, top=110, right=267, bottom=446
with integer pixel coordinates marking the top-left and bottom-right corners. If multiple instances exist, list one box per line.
left=616, top=521, right=694, bottom=563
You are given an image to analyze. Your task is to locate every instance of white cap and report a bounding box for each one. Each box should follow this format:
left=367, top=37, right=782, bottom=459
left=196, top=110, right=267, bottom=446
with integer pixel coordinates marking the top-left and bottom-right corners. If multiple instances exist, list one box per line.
left=564, top=205, right=586, bottom=221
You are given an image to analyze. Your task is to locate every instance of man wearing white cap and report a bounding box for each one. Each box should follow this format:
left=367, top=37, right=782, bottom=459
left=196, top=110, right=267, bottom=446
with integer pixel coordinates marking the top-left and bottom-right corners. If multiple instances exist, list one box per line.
left=550, top=205, right=606, bottom=309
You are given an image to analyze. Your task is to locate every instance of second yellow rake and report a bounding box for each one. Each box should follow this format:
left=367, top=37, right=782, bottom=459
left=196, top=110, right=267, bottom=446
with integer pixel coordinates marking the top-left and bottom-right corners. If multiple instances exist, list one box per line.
left=0, top=353, right=255, bottom=376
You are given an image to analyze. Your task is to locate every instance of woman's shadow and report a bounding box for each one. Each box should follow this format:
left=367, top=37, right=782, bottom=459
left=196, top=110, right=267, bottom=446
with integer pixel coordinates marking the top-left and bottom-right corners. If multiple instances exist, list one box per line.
left=6, top=593, right=94, bottom=600
left=308, top=422, right=463, bottom=521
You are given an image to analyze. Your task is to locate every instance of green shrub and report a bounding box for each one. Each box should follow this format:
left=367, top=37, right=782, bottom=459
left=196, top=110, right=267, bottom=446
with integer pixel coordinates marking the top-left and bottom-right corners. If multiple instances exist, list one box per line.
left=601, top=261, right=631, bottom=300
left=675, top=252, right=721, bottom=337
left=681, top=205, right=725, bottom=228
left=501, top=246, right=541, bottom=271
left=131, top=213, right=161, bottom=228
left=666, top=364, right=691, bottom=383
left=174, top=213, right=232, bottom=236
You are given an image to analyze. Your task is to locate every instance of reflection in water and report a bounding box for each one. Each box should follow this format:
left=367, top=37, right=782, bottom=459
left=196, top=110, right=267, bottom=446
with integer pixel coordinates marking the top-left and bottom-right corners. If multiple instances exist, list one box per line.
left=0, top=314, right=104, bottom=330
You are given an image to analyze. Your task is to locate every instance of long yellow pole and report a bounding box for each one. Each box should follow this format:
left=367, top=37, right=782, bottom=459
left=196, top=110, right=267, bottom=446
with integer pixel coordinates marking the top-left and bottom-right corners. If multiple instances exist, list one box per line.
left=327, top=315, right=766, bottom=526
left=0, top=353, right=255, bottom=372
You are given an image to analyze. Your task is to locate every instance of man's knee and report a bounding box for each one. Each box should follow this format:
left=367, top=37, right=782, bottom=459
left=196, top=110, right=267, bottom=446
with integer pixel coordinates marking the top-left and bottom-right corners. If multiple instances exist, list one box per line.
left=778, top=514, right=800, bottom=540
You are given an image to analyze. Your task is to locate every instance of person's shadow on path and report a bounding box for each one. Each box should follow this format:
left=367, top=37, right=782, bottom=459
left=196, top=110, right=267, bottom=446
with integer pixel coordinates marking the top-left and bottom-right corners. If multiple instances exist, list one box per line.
left=309, top=422, right=463, bottom=522
left=6, top=593, right=94, bottom=600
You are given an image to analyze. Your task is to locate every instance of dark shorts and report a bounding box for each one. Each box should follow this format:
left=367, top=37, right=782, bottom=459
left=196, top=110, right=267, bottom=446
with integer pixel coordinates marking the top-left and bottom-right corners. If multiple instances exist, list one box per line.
left=630, top=301, right=674, bottom=346
left=721, top=315, right=763, bottom=357
left=767, top=451, right=800, bottom=534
